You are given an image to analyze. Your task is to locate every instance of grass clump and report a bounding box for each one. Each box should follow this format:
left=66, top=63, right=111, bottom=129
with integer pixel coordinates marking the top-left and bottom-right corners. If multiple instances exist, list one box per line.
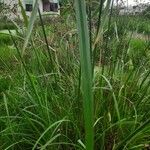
left=0, top=34, right=13, bottom=45
left=0, top=21, right=16, bottom=30
left=0, top=0, right=150, bottom=150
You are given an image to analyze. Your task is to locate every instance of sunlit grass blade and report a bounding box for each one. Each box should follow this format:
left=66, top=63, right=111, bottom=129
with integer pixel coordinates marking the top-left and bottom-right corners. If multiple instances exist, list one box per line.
left=75, top=0, right=94, bottom=149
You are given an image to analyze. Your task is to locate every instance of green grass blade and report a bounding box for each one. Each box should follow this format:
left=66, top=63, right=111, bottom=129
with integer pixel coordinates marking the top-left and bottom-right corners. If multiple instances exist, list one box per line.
left=40, top=134, right=61, bottom=150
left=22, top=0, right=39, bottom=56
left=115, top=118, right=150, bottom=149
left=18, top=0, right=28, bottom=27
left=3, top=93, right=10, bottom=121
left=32, top=119, right=68, bottom=150
left=75, top=0, right=94, bottom=149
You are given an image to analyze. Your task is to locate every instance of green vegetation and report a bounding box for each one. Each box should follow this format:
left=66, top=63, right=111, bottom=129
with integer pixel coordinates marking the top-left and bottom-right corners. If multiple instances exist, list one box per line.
left=127, top=16, right=150, bottom=34
left=0, top=21, right=16, bottom=30
left=0, top=1, right=150, bottom=150
left=143, top=5, right=150, bottom=19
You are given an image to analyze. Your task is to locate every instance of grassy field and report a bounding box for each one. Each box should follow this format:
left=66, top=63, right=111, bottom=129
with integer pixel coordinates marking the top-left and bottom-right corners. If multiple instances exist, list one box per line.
left=0, top=1, right=150, bottom=150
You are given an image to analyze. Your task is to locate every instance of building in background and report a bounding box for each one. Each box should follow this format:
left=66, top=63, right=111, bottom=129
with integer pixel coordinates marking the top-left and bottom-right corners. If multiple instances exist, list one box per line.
left=0, top=0, right=60, bottom=20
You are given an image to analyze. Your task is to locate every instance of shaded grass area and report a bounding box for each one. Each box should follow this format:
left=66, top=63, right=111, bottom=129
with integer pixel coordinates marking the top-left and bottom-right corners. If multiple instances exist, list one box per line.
left=0, top=33, right=13, bottom=45
left=0, top=21, right=16, bottom=30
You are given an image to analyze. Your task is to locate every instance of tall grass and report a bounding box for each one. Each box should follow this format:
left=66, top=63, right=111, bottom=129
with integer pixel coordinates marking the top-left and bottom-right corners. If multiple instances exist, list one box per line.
left=75, top=0, right=93, bottom=149
left=0, top=0, right=150, bottom=149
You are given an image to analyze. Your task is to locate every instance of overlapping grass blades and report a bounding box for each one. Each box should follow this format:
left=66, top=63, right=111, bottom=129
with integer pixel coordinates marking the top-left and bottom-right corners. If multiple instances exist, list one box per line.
left=0, top=0, right=150, bottom=149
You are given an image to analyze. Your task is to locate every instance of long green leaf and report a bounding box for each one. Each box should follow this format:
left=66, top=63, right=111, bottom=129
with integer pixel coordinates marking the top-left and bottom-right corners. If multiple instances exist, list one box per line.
left=115, top=118, right=150, bottom=149
left=32, top=119, right=68, bottom=150
left=75, top=0, right=94, bottom=150
left=18, top=0, right=28, bottom=27
left=22, top=0, right=39, bottom=56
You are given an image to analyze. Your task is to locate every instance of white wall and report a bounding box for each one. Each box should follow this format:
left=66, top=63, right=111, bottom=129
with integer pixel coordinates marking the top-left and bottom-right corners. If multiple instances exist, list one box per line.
left=2, top=0, right=60, bottom=20
left=39, top=0, right=43, bottom=13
